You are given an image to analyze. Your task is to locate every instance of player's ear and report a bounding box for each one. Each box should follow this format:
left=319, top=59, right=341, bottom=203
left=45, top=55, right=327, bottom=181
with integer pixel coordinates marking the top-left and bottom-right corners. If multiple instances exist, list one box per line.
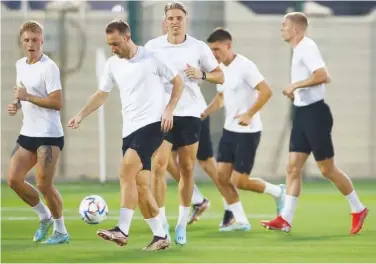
left=227, top=41, right=232, bottom=50
left=292, top=24, right=298, bottom=34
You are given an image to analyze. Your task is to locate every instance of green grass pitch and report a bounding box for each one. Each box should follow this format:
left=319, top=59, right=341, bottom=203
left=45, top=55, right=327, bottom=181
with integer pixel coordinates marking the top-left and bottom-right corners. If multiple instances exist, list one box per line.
left=1, top=180, right=375, bottom=263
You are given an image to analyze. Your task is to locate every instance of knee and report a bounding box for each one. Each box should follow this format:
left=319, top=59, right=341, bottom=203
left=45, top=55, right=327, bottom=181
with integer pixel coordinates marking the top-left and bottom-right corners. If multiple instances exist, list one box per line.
left=179, top=159, right=195, bottom=177
left=286, top=162, right=303, bottom=179
left=153, top=157, right=169, bottom=177
left=36, top=181, right=52, bottom=195
left=231, top=174, right=243, bottom=189
left=198, top=159, right=209, bottom=170
left=218, top=171, right=230, bottom=186
left=7, top=176, right=22, bottom=190
left=319, top=164, right=335, bottom=178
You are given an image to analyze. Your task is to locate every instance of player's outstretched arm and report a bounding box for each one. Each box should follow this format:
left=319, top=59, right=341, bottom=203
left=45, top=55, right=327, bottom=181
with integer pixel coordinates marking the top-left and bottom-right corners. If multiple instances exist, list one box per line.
left=68, top=91, right=108, bottom=129
left=201, top=92, right=224, bottom=119
left=14, top=82, right=62, bottom=110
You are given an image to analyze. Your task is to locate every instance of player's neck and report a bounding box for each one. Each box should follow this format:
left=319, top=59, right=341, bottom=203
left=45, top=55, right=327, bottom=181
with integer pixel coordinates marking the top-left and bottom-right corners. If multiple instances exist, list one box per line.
left=167, top=33, right=186, bottom=45
left=223, top=52, right=236, bottom=66
left=26, top=52, right=43, bottom=64
left=123, top=42, right=139, bottom=60
left=289, top=34, right=305, bottom=48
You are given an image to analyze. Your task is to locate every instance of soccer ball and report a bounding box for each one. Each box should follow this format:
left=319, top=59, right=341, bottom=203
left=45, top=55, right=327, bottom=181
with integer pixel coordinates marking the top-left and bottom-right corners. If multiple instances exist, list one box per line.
left=79, top=195, right=108, bottom=224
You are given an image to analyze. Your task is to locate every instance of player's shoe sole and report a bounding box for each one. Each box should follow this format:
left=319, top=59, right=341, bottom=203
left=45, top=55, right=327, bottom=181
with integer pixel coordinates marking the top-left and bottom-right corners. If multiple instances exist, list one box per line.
left=142, top=236, right=169, bottom=251
left=97, top=229, right=128, bottom=246
left=188, top=199, right=210, bottom=224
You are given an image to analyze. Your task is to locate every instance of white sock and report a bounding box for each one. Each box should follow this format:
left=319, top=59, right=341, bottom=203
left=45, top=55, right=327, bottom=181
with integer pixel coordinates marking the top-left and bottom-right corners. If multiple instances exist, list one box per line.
left=345, top=190, right=365, bottom=213
left=280, top=195, right=298, bottom=225
left=53, top=216, right=67, bottom=234
left=32, top=200, right=51, bottom=220
left=228, top=201, right=248, bottom=224
left=264, top=182, right=282, bottom=199
left=145, top=215, right=166, bottom=238
left=159, top=207, right=168, bottom=226
left=223, top=198, right=230, bottom=211
left=117, top=208, right=134, bottom=235
left=191, top=185, right=205, bottom=205
left=177, top=205, right=190, bottom=227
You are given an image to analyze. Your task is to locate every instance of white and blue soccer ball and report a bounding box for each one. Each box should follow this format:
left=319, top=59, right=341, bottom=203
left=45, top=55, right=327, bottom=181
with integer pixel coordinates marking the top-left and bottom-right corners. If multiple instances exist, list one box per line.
left=79, top=195, right=108, bottom=224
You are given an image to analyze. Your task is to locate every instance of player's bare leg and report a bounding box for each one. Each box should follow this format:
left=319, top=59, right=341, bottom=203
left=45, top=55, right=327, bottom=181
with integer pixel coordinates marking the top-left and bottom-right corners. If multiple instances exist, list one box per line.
left=167, top=151, right=180, bottom=182
left=151, top=140, right=173, bottom=237
left=97, top=149, right=142, bottom=247
left=261, top=152, right=308, bottom=232
left=317, top=158, right=368, bottom=234
left=137, top=170, right=169, bottom=251
left=36, top=145, right=69, bottom=244
left=216, top=163, right=250, bottom=232
left=174, top=142, right=198, bottom=245
left=198, top=157, right=218, bottom=184
left=7, top=144, right=53, bottom=242
left=8, top=144, right=38, bottom=206
left=231, top=172, right=285, bottom=215
left=188, top=157, right=218, bottom=224
left=168, top=152, right=212, bottom=225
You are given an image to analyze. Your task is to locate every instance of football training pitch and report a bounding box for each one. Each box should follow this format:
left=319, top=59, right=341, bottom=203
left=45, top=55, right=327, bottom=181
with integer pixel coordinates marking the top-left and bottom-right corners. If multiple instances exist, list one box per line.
left=1, top=180, right=375, bottom=263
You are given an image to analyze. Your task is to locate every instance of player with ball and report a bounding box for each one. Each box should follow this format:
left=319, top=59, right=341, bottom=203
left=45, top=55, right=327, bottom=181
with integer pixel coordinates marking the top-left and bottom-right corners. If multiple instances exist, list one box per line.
left=69, top=20, right=183, bottom=251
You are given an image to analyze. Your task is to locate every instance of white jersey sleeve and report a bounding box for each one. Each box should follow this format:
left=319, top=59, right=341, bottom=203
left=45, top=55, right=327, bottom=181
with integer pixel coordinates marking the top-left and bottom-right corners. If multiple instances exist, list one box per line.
left=154, top=54, right=178, bottom=82
left=301, top=43, right=326, bottom=73
left=100, top=59, right=115, bottom=92
left=199, top=41, right=218, bottom=72
left=44, top=62, right=62, bottom=94
left=144, top=40, right=152, bottom=49
left=243, top=60, right=265, bottom=89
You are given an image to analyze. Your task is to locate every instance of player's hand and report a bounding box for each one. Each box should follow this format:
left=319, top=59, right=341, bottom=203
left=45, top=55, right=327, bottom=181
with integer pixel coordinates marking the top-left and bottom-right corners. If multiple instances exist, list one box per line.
left=8, top=101, right=19, bottom=116
left=184, top=64, right=203, bottom=80
left=68, top=115, right=83, bottom=129
left=14, top=82, right=30, bottom=101
left=282, top=84, right=296, bottom=99
left=234, top=112, right=252, bottom=126
left=161, top=108, right=173, bottom=133
left=201, top=111, right=208, bottom=120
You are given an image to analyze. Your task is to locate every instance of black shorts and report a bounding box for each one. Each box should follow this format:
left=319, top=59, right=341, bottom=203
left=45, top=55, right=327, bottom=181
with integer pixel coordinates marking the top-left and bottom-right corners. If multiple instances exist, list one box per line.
left=122, top=122, right=163, bottom=171
left=217, top=129, right=261, bottom=175
left=165, top=116, right=201, bottom=148
left=289, top=100, right=334, bottom=161
left=171, top=117, right=213, bottom=161
left=17, top=135, right=64, bottom=152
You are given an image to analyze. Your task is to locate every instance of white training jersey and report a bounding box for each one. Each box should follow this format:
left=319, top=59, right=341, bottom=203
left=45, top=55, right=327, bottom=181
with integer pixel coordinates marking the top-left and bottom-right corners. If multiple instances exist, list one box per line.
left=16, top=54, right=64, bottom=138
left=291, top=36, right=326, bottom=107
left=145, top=34, right=218, bottom=117
left=217, top=54, right=264, bottom=133
left=100, top=46, right=177, bottom=138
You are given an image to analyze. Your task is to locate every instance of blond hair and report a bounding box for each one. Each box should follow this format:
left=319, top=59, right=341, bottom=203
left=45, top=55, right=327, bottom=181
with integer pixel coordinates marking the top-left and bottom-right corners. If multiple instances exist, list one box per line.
left=19, top=20, right=43, bottom=37
left=285, top=12, right=309, bottom=30
left=164, top=1, right=188, bottom=15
